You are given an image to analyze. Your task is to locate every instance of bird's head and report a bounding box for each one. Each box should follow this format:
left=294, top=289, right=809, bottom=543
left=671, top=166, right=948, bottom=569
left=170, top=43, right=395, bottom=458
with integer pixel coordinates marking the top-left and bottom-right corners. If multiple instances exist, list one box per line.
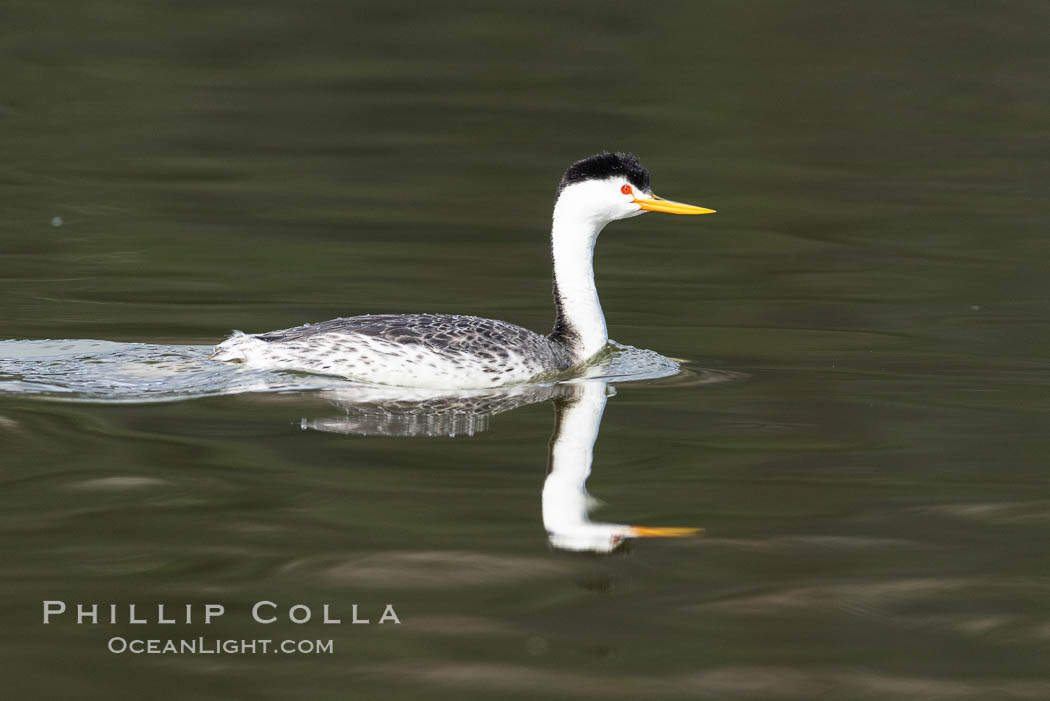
left=553, top=151, right=715, bottom=227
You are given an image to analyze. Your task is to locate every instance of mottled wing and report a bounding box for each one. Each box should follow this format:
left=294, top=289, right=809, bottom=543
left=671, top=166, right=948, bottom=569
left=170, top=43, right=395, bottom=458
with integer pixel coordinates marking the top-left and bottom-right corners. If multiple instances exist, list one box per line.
left=256, top=314, right=572, bottom=369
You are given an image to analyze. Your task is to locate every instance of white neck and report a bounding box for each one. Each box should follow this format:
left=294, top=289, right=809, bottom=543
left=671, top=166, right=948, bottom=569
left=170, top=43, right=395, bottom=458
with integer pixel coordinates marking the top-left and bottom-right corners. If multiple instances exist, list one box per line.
left=550, top=199, right=609, bottom=362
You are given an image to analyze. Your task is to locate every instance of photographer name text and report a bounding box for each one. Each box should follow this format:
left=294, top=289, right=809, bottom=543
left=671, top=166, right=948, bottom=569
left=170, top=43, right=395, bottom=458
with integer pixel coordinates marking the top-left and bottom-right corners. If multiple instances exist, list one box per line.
left=42, top=600, right=400, bottom=626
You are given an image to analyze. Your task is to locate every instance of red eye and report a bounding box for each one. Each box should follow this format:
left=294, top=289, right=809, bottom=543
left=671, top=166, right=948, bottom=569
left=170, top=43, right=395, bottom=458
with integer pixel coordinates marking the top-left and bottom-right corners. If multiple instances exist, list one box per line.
left=621, top=184, right=632, bottom=195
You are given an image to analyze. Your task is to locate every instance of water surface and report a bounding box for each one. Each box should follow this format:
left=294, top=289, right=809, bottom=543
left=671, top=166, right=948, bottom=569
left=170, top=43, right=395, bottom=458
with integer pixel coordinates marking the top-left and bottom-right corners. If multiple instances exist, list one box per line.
left=3, top=1, right=1050, bottom=699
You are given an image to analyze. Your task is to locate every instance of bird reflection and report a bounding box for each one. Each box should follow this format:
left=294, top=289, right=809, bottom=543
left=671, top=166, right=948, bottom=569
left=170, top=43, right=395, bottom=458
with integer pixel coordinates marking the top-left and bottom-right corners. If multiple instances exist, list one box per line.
left=302, top=373, right=716, bottom=553
left=301, top=382, right=567, bottom=438
left=543, top=381, right=700, bottom=552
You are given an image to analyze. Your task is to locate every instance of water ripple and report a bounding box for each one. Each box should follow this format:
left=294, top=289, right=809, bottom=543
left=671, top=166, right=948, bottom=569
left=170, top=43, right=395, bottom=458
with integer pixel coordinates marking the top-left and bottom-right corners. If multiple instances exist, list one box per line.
left=0, top=338, right=714, bottom=404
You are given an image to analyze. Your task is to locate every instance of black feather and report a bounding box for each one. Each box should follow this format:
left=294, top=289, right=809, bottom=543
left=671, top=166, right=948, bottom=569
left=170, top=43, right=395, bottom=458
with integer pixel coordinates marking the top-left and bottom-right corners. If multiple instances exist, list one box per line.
left=556, top=151, right=651, bottom=195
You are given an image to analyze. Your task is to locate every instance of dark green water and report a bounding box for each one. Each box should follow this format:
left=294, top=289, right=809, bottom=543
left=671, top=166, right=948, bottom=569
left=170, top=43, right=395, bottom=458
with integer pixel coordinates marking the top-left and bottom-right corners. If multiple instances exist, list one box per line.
left=3, top=1, right=1050, bottom=698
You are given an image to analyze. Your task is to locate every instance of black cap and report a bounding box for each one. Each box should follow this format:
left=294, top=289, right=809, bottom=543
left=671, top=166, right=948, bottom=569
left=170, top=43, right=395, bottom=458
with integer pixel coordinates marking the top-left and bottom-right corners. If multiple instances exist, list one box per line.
left=557, top=151, right=651, bottom=195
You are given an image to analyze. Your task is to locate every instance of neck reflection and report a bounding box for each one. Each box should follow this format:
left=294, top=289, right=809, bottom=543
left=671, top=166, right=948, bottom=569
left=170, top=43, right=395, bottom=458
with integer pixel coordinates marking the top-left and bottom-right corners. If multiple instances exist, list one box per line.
left=544, top=380, right=622, bottom=552
left=544, top=381, right=700, bottom=552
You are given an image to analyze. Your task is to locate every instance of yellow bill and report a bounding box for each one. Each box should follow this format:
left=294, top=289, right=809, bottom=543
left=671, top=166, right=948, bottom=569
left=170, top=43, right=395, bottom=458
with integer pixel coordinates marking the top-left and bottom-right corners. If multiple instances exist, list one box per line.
left=634, top=195, right=715, bottom=215
left=628, top=526, right=704, bottom=538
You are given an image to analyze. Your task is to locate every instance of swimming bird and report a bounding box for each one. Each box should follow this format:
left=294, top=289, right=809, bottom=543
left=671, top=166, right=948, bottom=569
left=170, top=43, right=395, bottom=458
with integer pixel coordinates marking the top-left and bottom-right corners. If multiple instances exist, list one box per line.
left=210, top=152, right=714, bottom=389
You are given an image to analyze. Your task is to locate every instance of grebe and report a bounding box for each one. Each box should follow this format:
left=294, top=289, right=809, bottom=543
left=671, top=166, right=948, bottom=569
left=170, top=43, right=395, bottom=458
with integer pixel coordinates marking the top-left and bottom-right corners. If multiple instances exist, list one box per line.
left=211, top=152, right=714, bottom=389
